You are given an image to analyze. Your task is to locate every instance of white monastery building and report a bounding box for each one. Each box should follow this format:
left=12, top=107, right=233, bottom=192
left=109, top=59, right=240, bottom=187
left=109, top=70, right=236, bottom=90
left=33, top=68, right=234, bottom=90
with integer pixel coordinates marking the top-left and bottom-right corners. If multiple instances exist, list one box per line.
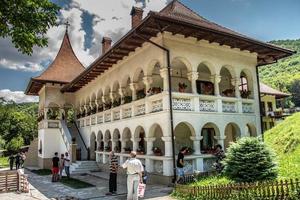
left=25, top=0, right=294, bottom=182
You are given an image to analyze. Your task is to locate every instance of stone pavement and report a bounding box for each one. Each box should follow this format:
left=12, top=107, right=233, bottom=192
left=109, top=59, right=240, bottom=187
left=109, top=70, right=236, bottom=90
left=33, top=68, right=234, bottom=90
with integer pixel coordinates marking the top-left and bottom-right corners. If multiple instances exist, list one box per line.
left=0, top=169, right=174, bottom=200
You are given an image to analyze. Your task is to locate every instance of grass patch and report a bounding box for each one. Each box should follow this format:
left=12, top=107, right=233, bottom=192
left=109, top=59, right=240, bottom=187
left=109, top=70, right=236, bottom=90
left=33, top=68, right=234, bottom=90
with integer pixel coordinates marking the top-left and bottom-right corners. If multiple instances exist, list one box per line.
left=31, top=169, right=52, bottom=175
left=191, top=175, right=232, bottom=187
left=264, top=112, right=300, bottom=179
left=0, top=156, right=9, bottom=168
left=60, top=177, right=94, bottom=189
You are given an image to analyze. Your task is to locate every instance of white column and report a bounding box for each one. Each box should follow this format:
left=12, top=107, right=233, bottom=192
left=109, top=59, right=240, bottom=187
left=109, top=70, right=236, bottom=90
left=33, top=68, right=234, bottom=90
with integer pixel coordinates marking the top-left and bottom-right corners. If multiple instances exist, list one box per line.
left=143, top=76, right=153, bottom=96
left=130, top=82, right=137, bottom=101
left=131, top=137, right=141, bottom=152
left=160, top=67, right=169, bottom=92
left=162, top=136, right=172, bottom=157
left=212, top=74, right=222, bottom=113
left=110, top=92, right=115, bottom=106
left=187, top=71, right=199, bottom=94
left=145, top=137, right=156, bottom=155
left=232, top=77, right=241, bottom=98
left=44, top=108, right=49, bottom=120
left=190, top=136, right=203, bottom=155
left=214, top=136, right=226, bottom=150
left=121, top=140, right=127, bottom=153
left=102, top=96, right=106, bottom=110
left=119, top=88, right=125, bottom=104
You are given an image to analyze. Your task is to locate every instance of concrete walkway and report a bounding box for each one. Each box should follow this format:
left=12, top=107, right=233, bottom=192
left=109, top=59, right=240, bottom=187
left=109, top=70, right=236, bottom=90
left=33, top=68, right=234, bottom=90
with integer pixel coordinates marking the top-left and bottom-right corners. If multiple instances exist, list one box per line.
left=0, top=169, right=174, bottom=200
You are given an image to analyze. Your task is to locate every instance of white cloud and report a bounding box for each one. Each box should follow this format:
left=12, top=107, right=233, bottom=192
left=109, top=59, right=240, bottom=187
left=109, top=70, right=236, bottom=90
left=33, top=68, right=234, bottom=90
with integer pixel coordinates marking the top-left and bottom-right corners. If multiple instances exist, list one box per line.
left=0, top=58, right=43, bottom=72
left=0, top=1, right=168, bottom=76
left=0, top=89, right=38, bottom=103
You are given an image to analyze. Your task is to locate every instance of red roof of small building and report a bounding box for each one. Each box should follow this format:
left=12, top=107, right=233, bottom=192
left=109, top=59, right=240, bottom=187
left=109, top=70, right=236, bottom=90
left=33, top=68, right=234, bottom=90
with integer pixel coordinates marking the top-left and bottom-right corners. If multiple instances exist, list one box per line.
left=260, top=83, right=290, bottom=99
left=25, top=31, right=85, bottom=95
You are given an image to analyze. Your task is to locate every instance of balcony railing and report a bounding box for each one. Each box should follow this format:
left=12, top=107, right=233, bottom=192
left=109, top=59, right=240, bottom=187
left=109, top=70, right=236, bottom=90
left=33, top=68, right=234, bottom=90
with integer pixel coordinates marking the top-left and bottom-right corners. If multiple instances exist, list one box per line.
left=77, top=92, right=256, bottom=126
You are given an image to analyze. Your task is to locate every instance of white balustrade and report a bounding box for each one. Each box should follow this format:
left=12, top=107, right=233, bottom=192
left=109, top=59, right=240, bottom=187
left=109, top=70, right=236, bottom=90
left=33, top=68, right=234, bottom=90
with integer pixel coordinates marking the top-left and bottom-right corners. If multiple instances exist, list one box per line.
left=123, top=107, right=132, bottom=119
left=86, top=118, right=91, bottom=126
left=113, top=111, right=121, bottom=120
left=172, top=97, right=192, bottom=111
left=199, top=100, right=217, bottom=112
left=91, top=116, right=96, bottom=125
left=151, top=99, right=163, bottom=112
left=97, top=115, right=103, bottom=124
left=136, top=104, right=146, bottom=116
left=104, top=113, right=111, bottom=122
left=242, top=103, right=254, bottom=113
left=222, top=101, right=237, bottom=113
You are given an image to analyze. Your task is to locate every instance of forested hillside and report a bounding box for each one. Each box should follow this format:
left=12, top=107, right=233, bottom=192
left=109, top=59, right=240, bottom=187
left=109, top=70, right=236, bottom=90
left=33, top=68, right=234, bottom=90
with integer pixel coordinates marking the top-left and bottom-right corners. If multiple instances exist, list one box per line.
left=264, top=112, right=300, bottom=178
left=0, top=98, right=38, bottom=152
left=259, top=39, right=300, bottom=107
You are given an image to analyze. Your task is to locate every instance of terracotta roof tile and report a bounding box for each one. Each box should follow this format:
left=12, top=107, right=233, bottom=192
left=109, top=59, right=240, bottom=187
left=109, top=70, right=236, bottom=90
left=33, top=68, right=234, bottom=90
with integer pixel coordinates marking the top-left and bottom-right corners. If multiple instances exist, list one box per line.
left=260, top=82, right=290, bottom=98
left=34, top=31, right=85, bottom=83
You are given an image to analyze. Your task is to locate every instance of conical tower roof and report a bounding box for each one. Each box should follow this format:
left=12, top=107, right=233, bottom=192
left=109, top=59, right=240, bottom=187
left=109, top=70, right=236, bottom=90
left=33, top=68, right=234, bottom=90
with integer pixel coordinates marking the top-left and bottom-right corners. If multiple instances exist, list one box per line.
left=25, top=31, right=85, bottom=95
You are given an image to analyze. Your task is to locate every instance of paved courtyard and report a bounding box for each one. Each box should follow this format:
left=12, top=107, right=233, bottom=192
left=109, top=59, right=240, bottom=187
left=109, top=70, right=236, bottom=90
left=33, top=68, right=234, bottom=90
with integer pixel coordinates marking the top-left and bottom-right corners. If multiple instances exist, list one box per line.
left=0, top=169, right=174, bottom=200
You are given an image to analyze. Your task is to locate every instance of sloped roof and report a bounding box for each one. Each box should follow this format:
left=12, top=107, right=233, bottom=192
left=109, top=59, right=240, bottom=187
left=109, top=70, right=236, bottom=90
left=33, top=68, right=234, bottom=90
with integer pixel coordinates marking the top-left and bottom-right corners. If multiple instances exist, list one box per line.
left=25, top=31, right=85, bottom=95
left=62, top=0, right=295, bottom=93
left=260, top=83, right=290, bottom=98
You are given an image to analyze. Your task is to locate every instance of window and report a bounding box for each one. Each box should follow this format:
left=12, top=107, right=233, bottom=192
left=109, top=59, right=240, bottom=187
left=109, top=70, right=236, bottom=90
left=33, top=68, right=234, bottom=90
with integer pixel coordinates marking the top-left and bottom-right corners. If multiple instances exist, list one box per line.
left=201, top=128, right=215, bottom=153
left=239, top=76, right=248, bottom=91
left=267, top=102, right=273, bottom=111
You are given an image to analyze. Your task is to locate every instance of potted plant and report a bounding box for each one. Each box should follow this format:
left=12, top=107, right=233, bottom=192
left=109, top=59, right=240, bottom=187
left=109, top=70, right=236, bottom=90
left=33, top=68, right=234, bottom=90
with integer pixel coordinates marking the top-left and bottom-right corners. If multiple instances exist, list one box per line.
left=240, top=90, right=251, bottom=98
left=185, top=147, right=194, bottom=155
left=178, top=82, right=187, bottom=92
left=123, top=96, right=132, bottom=104
left=136, top=90, right=146, bottom=100
left=104, top=146, right=111, bottom=152
left=123, top=147, right=132, bottom=153
left=112, top=100, right=121, bottom=107
left=136, top=147, right=145, bottom=155
left=152, top=147, right=163, bottom=156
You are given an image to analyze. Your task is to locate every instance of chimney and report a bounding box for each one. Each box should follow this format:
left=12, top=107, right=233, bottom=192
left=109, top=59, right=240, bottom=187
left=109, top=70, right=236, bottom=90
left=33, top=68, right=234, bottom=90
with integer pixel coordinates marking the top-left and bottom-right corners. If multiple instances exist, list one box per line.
left=102, top=37, right=112, bottom=54
left=130, top=6, right=143, bottom=28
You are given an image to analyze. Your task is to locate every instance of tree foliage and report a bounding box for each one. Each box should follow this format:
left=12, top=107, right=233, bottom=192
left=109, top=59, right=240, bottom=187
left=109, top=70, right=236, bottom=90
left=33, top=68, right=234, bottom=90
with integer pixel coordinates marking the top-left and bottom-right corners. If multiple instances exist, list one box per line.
left=259, top=39, right=300, bottom=107
left=0, top=0, right=60, bottom=55
left=0, top=98, right=38, bottom=151
left=223, top=137, right=278, bottom=183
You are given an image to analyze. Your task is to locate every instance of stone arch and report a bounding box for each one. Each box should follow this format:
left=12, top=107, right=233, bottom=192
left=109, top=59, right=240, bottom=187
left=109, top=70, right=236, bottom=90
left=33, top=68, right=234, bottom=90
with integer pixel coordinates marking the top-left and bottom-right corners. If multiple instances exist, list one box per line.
left=148, top=123, right=165, bottom=155
left=90, top=93, right=97, bottom=114
left=104, top=130, right=112, bottom=151
left=240, top=68, right=254, bottom=99
left=224, top=122, right=241, bottom=150
left=147, top=59, right=162, bottom=76
left=90, top=132, right=96, bottom=160
left=121, top=75, right=132, bottom=103
left=46, top=102, right=60, bottom=120
left=122, top=127, right=133, bottom=152
left=171, top=57, right=192, bottom=93
left=112, top=81, right=121, bottom=107
left=219, top=66, right=235, bottom=97
left=134, top=126, right=146, bottom=154
left=147, top=61, right=163, bottom=94
left=97, top=130, right=104, bottom=151
left=112, top=129, right=121, bottom=152
left=246, top=123, right=257, bottom=137
left=200, top=122, right=220, bottom=153
left=132, top=68, right=146, bottom=100
left=174, top=122, right=195, bottom=154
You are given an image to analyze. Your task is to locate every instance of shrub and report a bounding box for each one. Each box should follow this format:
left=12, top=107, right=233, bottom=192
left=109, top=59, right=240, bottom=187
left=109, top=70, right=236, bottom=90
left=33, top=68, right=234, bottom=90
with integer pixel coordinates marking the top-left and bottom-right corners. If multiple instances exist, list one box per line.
left=223, top=137, right=278, bottom=183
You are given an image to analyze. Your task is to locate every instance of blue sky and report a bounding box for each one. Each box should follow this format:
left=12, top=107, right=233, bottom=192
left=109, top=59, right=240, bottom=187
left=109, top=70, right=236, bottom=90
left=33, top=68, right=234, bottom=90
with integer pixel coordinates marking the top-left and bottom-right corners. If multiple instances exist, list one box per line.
left=0, top=0, right=299, bottom=102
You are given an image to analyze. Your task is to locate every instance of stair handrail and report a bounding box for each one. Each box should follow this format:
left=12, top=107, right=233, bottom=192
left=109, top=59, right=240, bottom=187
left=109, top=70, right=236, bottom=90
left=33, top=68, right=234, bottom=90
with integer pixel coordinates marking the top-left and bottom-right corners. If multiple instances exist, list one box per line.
left=60, top=120, right=73, bottom=151
left=73, top=122, right=88, bottom=151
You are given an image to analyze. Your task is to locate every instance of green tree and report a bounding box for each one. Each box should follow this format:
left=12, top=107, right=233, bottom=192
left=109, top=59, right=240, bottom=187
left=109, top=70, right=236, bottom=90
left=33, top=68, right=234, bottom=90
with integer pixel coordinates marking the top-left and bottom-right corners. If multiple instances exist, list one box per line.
left=0, top=0, right=60, bottom=55
left=6, top=136, right=24, bottom=152
left=289, top=79, right=300, bottom=107
left=223, top=137, right=278, bottom=183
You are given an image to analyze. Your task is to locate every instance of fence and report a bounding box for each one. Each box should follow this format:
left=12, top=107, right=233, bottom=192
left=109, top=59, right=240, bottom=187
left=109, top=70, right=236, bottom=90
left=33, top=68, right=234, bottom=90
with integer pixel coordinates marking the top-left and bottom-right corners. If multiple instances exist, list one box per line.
left=0, top=170, right=29, bottom=193
left=175, top=178, right=300, bottom=199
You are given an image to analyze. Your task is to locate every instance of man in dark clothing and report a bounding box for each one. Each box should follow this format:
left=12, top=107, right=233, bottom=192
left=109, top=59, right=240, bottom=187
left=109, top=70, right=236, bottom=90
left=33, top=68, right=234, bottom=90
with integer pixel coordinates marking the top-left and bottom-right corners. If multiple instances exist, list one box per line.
left=8, top=155, right=14, bottom=170
left=52, top=152, right=60, bottom=182
left=15, top=153, right=21, bottom=170
left=176, top=147, right=188, bottom=183
left=106, top=151, right=118, bottom=195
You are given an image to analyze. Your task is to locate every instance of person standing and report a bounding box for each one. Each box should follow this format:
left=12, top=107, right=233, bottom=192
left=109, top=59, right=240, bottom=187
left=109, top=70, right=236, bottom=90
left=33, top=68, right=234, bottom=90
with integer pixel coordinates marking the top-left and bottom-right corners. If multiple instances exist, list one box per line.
left=106, top=151, right=118, bottom=195
left=15, top=153, right=21, bottom=170
left=8, top=154, right=14, bottom=170
left=176, top=147, right=188, bottom=183
left=52, top=152, right=59, bottom=182
left=59, top=154, right=65, bottom=179
left=122, top=151, right=144, bottom=200
left=64, top=152, right=71, bottom=178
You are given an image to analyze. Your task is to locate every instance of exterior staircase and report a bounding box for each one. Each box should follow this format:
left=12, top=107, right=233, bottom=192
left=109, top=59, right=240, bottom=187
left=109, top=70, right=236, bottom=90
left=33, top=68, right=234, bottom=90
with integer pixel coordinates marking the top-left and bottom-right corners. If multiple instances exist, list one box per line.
left=69, top=161, right=100, bottom=174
